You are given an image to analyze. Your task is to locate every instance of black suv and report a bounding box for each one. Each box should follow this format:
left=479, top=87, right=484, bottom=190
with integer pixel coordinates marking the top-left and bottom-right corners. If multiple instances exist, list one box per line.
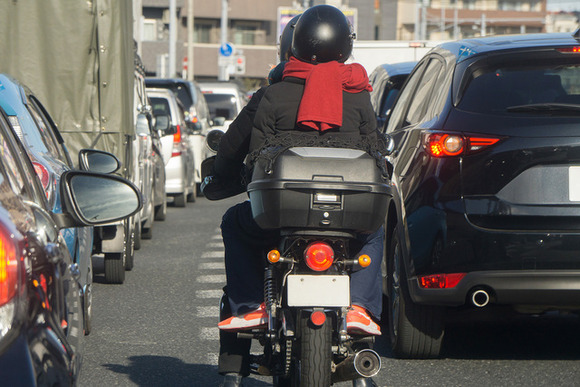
left=382, top=30, right=580, bottom=358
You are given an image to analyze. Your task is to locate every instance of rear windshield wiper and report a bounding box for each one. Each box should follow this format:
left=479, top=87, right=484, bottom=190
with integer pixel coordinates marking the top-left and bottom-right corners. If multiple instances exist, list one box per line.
left=506, top=103, right=580, bottom=114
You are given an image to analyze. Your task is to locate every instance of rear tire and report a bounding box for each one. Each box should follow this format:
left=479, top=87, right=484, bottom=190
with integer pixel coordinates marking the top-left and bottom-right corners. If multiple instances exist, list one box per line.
left=187, top=182, right=197, bottom=202
left=154, top=198, right=167, bottom=221
left=104, top=252, right=125, bottom=284
left=388, top=225, right=445, bottom=358
left=299, top=312, right=331, bottom=386
left=174, top=193, right=186, bottom=207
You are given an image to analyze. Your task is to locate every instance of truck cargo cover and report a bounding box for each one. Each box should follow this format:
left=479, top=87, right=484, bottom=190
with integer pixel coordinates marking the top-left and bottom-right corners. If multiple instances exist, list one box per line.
left=0, top=0, right=134, bottom=169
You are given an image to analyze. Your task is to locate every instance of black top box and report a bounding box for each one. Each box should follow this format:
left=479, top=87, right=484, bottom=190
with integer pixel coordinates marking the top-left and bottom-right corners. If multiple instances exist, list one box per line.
left=247, top=147, right=391, bottom=232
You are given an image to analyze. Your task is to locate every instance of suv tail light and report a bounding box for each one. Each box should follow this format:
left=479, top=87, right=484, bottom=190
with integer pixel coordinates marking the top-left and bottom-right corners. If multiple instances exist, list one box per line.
left=419, top=273, right=466, bottom=289
left=172, top=125, right=182, bottom=157
left=557, top=47, right=580, bottom=54
left=425, top=133, right=501, bottom=157
left=304, top=242, right=334, bottom=271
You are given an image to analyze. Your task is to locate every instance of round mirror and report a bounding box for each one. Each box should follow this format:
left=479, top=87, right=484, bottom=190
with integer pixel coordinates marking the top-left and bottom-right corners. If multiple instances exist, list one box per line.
left=206, top=129, right=224, bottom=152
left=69, top=174, right=140, bottom=224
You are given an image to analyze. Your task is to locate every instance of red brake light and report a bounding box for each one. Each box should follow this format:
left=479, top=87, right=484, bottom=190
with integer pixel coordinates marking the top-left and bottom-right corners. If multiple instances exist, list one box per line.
left=426, top=133, right=501, bottom=157
left=172, top=125, right=182, bottom=157
left=557, top=47, right=580, bottom=54
left=419, top=273, right=466, bottom=289
left=0, top=223, right=21, bottom=306
left=32, top=162, right=50, bottom=191
left=304, top=242, right=334, bottom=271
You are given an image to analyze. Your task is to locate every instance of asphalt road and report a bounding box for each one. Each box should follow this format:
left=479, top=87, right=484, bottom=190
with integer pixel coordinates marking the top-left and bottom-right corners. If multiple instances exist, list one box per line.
left=79, top=195, right=580, bottom=387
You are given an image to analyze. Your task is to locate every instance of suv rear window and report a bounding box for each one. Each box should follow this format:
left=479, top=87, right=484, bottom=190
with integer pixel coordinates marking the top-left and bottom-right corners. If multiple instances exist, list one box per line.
left=150, top=97, right=170, bottom=116
left=203, top=93, right=238, bottom=120
left=457, top=54, right=580, bottom=114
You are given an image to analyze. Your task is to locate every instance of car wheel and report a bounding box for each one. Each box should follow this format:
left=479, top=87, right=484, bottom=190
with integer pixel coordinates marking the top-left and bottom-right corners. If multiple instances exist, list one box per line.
left=155, top=197, right=167, bottom=221
left=388, top=224, right=445, bottom=359
left=134, top=217, right=142, bottom=251
left=174, top=192, right=186, bottom=207
left=142, top=202, right=154, bottom=239
left=83, top=257, right=93, bottom=335
left=124, top=220, right=135, bottom=271
left=187, top=181, right=197, bottom=203
left=104, top=252, right=125, bottom=284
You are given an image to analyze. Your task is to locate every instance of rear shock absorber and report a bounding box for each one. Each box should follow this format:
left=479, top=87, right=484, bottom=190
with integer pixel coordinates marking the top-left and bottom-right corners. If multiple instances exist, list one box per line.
left=264, top=266, right=277, bottom=337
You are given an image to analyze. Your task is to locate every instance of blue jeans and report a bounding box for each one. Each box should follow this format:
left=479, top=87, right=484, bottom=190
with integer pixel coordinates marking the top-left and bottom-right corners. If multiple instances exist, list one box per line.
left=220, top=200, right=384, bottom=319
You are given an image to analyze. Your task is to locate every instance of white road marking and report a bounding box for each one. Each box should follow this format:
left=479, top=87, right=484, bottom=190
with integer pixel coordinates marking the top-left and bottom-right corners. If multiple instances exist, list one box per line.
left=199, top=262, right=224, bottom=270
left=196, top=289, right=223, bottom=299
left=201, top=251, right=224, bottom=258
left=197, top=274, right=226, bottom=283
left=196, top=306, right=220, bottom=318
left=206, top=242, right=224, bottom=248
left=200, top=327, right=220, bottom=340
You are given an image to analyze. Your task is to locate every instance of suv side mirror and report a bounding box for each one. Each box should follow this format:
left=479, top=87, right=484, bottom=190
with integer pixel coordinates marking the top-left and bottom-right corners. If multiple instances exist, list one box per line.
left=155, top=114, right=171, bottom=132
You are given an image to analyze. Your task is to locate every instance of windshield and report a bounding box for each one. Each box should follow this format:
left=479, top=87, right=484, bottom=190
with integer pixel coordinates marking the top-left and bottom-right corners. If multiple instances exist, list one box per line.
left=457, top=56, right=580, bottom=114
left=203, top=94, right=239, bottom=120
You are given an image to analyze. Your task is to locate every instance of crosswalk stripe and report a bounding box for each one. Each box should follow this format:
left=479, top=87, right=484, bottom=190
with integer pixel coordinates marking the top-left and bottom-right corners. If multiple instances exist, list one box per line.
left=197, top=274, right=226, bottom=283
left=196, top=306, right=220, bottom=317
left=196, top=289, right=223, bottom=299
left=199, top=262, right=224, bottom=270
left=200, top=327, right=220, bottom=340
left=206, top=353, right=219, bottom=366
left=206, top=242, right=223, bottom=248
left=201, top=251, right=224, bottom=258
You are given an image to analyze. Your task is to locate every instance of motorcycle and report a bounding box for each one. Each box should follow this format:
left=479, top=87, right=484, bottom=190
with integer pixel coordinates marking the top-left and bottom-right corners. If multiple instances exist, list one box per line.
left=202, top=130, right=392, bottom=386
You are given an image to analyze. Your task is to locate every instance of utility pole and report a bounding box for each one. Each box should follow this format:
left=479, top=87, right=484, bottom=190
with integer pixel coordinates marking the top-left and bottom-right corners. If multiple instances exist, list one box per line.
left=169, top=0, right=176, bottom=77
left=481, top=13, right=486, bottom=36
left=187, top=0, right=194, bottom=81
left=415, top=0, right=421, bottom=40
left=453, top=3, right=458, bottom=40
left=219, top=0, right=229, bottom=81
left=421, top=0, right=427, bottom=40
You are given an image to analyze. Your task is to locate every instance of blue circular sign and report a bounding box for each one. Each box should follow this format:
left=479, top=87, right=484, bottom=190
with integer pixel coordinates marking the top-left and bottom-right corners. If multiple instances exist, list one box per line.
left=219, top=43, right=234, bottom=57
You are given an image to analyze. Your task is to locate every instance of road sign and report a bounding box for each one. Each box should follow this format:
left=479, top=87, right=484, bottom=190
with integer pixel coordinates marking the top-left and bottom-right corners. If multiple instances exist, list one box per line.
left=219, top=43, right=234, bottom=57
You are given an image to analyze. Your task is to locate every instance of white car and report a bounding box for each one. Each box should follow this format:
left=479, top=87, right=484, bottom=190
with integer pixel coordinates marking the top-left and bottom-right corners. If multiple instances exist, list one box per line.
left=198, top=81, right=248, bottom=133
left=147, top=88, right=196, bottom=207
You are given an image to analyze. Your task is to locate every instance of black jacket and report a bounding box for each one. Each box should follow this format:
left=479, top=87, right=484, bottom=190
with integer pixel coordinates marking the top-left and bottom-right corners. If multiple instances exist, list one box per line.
left=215, top=76, right=379, bottom=178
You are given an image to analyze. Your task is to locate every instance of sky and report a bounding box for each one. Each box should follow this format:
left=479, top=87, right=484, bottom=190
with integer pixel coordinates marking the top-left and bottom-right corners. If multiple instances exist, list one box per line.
left=547, top=0, right=579, bottom=12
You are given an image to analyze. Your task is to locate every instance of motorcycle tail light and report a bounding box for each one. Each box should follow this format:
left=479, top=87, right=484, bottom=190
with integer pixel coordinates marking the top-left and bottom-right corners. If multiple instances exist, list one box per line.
left=172, top=124, right=182, bottom=157
left=419, top=273, right=466, bottom=289
left=310, top=310, right=326, bottom=326
left=304, top=242, right=334, bottom=271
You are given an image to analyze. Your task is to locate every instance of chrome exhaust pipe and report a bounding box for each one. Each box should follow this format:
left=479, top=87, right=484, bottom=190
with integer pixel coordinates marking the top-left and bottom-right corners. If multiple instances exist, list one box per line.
left=471, top=289, right=490, bottom=307
left=332, top=349, right=381, bottom=383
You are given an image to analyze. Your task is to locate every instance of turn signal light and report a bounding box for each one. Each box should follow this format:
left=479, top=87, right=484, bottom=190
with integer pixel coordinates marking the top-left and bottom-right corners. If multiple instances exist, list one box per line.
left=172, top=125, right=182, bottom=157
left=419, top=273, right=466, bottom=289
left=426, top=133, right=501, bottom=157
left=358, top=254, right=371, bottom=268
left=267, top=250, right=281, bottom=263
left=304, top=242, right=334, bottom=271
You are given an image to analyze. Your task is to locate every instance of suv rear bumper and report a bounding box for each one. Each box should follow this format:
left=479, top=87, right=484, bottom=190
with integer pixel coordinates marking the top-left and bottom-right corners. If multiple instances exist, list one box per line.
left=409, top=270, right=580, bottom=307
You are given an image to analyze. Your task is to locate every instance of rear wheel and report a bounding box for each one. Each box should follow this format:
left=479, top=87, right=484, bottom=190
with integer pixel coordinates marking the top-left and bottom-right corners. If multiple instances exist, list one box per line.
left=155, top=197, right=167, bottom=221
left=174, top=192, right=186, bottom=207
left=187, top=181, right=197, bottom=202
left=388, top=225, right=445, bottom=358
left=299, top=313, right=331, bottom=386
left=104, top=252, right=125, bottom=284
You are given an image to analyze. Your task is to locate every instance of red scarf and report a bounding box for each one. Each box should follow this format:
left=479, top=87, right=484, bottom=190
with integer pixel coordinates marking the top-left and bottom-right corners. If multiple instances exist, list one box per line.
left=282, top=57, right=372, bottom=131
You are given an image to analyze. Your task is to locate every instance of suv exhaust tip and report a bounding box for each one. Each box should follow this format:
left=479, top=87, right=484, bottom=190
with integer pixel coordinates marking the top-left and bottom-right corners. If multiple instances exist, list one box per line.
left=471, top=289, right=491, bottom=307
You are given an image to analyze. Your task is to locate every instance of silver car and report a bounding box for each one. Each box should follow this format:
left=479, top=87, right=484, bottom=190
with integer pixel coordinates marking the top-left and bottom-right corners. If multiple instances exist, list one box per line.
left=147, top=88, right=196, bottom=207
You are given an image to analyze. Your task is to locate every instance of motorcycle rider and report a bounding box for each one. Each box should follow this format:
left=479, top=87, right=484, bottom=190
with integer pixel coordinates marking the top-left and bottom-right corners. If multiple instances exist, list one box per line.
left=211, top=5, right=385, bottom=386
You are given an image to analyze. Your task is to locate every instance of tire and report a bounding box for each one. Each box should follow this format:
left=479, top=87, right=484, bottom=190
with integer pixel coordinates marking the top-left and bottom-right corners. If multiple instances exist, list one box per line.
left=388, top=225, right=445, bottom=359
left=299, top=312, right=331, bottom=386
left=142, top=223, right=153, bottom=239
left=83, top=257, right=93, bottom=335
left=134, top=218, right=142, bottom=251
left=104, top=252, right=125, bottom=284
left=155, top=197, right=167, bottom=221
left=174, top=192, right=186, bottom=207
left=124, top=221, right=135, bottom=271
left=187, top=181, right=197, bottom=202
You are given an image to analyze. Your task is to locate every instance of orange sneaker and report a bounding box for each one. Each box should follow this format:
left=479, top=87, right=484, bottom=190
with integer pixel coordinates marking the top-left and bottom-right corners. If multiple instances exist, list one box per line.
left=346, top=305, right=381, bottom=336
left=218, top=303, right=268, bottom=331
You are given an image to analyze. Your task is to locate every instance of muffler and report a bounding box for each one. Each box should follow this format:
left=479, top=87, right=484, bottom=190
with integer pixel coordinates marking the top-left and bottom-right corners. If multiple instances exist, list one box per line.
left=471, top=289, right=490, bottom=307
left=331, top=349, right=381, bottom=383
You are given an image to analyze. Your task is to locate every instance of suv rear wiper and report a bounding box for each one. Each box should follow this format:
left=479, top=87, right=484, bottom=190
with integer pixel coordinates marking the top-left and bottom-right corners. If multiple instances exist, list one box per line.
left=506, top=103, right=580, bottom=114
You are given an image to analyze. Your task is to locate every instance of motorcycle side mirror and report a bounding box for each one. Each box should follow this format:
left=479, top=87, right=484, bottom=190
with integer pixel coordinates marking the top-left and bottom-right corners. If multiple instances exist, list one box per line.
left=206, top=129, right=224, bottom=152
left=78, top=149, right=121, bottom=174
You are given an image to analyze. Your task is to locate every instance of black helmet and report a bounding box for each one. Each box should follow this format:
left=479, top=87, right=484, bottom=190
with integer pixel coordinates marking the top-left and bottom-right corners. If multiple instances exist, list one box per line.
left=291, top=5, right=354, bottom=64
left=279, top=14, right=301, bottom=62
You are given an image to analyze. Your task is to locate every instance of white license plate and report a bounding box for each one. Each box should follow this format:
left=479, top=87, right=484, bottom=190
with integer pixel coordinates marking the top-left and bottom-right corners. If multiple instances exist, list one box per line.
left=569, top=166, right=580, bottom=201
left=287, top=275, right=350, bottom=307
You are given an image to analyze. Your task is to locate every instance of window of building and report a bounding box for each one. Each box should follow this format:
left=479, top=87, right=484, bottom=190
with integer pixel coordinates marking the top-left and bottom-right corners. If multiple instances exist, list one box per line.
left=142, top=19, right=157, bottom=41
left=232, top=22, right=261, bottom=45
left=195, top=22, right=213, bottom=43
left=463, top=0, right=476, bottom=10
